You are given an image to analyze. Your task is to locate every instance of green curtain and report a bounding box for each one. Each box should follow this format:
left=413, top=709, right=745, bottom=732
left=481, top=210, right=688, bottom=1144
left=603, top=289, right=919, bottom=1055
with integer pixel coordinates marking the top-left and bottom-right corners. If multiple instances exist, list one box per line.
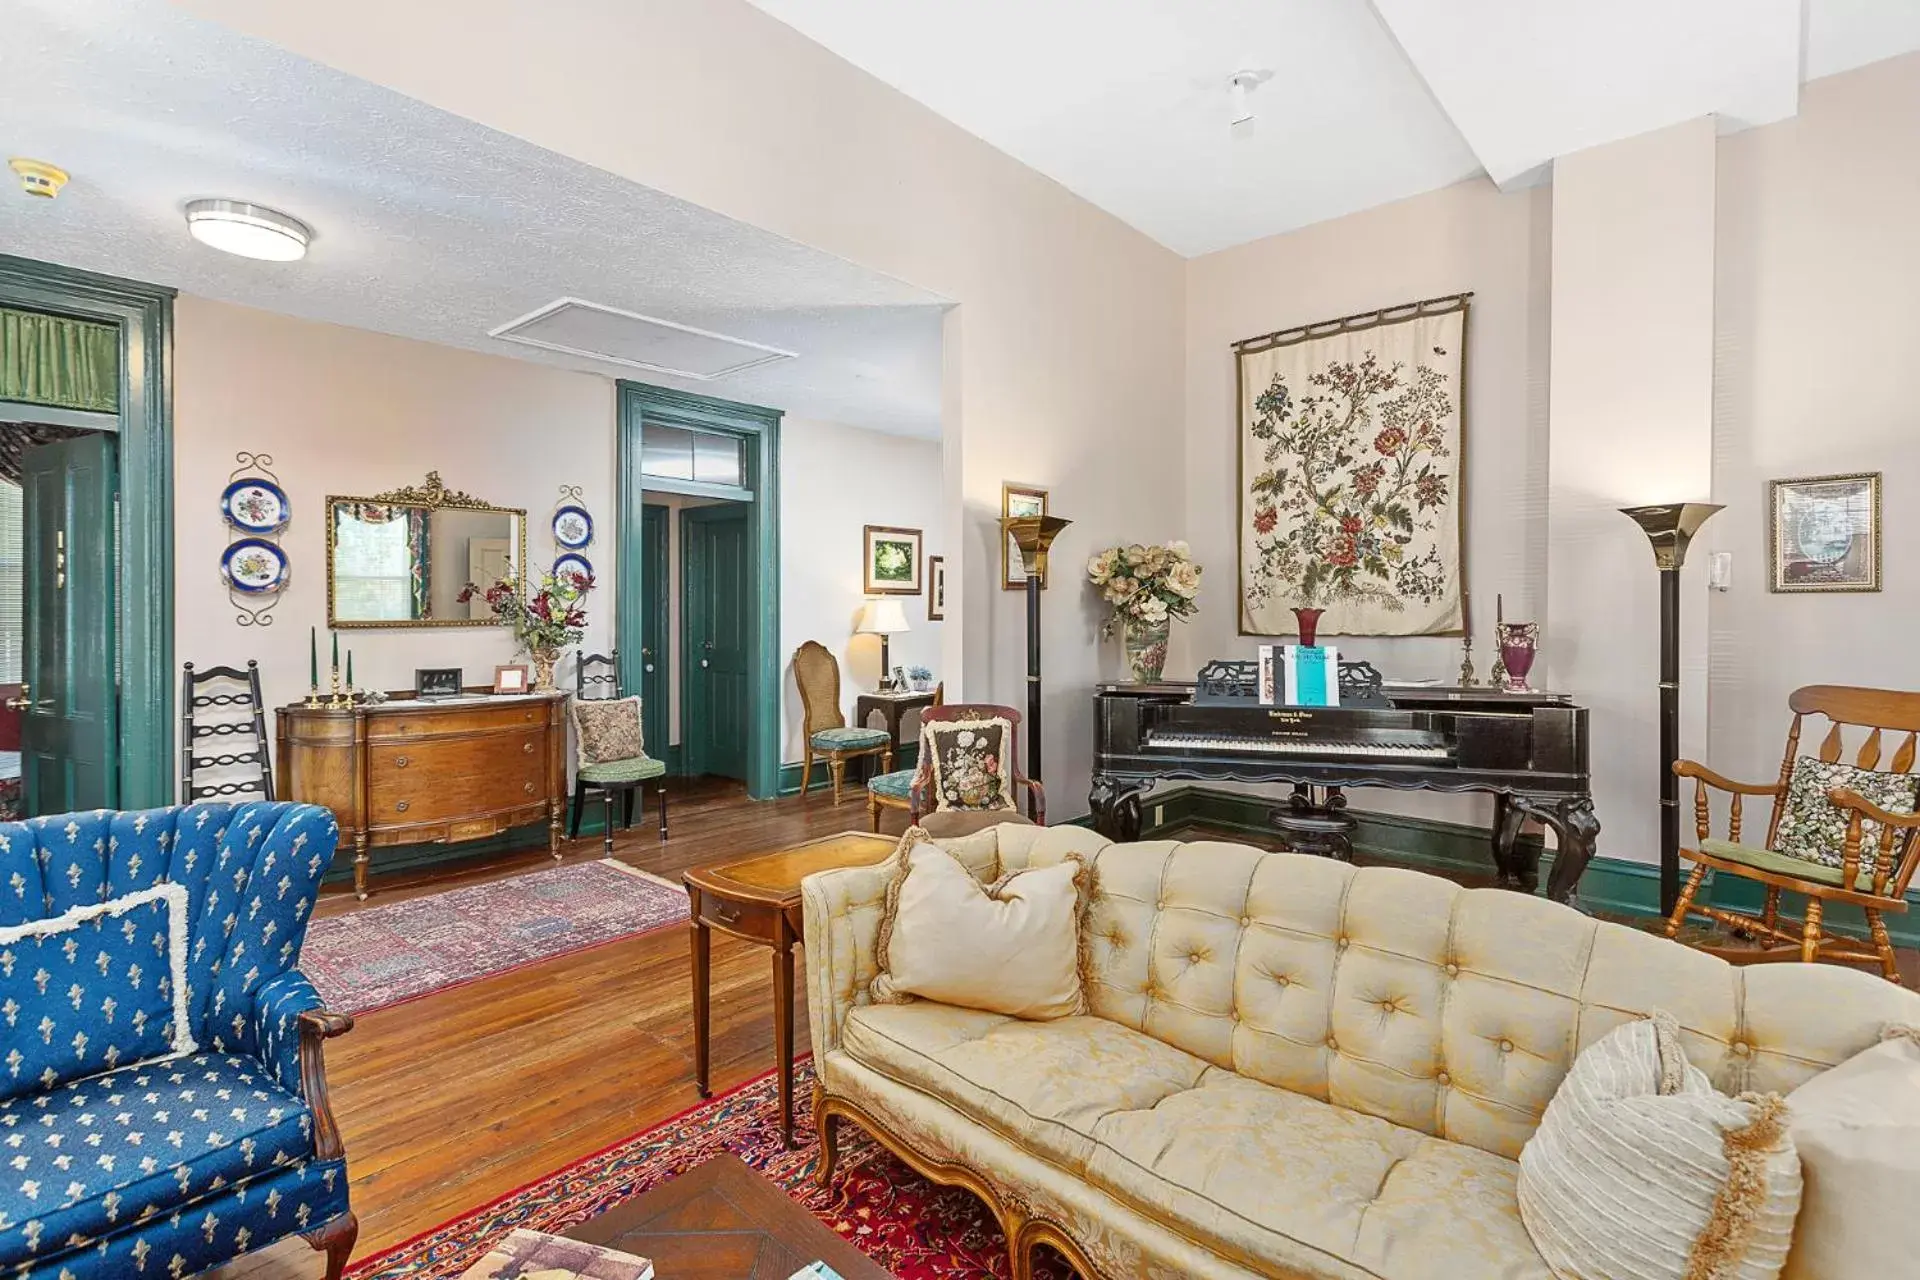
left=0, top=307, right=119, bottom=412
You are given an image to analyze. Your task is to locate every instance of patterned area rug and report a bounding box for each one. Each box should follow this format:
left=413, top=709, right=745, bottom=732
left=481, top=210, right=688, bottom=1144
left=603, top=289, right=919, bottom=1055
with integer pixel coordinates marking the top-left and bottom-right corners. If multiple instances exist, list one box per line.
left=303, top=860, right=690, bottom=1016
left=347, top=1061, right=1071, bottom=1280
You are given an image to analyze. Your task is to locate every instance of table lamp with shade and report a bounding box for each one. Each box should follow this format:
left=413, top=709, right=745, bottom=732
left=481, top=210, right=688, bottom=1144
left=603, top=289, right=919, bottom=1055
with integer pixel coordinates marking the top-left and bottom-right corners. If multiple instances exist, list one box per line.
left=856, top=598, right=911, bottom=690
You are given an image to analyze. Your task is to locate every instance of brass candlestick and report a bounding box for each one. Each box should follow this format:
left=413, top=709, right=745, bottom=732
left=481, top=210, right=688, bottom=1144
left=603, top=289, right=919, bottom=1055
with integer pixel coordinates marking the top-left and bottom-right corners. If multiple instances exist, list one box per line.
left=304, top=684, right=322, bottom=709
left=1457, top=637, right=1477, bottom=687
left=328, top=666, right=349, bottom=709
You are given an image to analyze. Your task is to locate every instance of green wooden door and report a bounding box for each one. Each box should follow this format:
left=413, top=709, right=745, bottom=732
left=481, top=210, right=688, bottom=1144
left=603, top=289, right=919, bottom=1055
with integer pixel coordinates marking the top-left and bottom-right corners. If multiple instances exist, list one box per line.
left=21, top=432, right=117, bottom=814
left=682, top=504, right=750, bottom=780
left=640, top=503, right=671, bottom=766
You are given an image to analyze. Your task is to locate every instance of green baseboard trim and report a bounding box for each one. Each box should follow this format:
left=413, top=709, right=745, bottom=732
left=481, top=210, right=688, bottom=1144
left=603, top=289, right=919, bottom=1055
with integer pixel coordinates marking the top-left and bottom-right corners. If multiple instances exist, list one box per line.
left=777, top=743, right=920, bottom=797
left=1132, top=784, right=1920, bottom=949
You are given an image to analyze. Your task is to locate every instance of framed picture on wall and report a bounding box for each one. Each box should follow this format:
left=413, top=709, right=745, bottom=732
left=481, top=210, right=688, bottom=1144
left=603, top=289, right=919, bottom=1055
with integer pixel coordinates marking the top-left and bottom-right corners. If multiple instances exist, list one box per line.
left=1768, top=472, right=1881, bottom=593
left=1002, top=483, right=1048, bottom=590
left=926, top=555, right=946, bottom=620
left=863, top=525, right=923, bottom=595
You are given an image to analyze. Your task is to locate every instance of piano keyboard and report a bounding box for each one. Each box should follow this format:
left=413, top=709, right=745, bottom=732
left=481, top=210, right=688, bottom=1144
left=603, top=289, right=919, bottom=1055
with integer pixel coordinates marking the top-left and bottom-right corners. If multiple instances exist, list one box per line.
left=1146, top=730, right=1453, bottom=760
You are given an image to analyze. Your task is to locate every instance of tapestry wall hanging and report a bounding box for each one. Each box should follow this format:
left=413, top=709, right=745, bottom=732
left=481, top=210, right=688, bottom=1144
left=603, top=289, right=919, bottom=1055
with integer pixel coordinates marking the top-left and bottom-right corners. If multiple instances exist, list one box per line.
left=1236, top=293, right=1469, bottom=637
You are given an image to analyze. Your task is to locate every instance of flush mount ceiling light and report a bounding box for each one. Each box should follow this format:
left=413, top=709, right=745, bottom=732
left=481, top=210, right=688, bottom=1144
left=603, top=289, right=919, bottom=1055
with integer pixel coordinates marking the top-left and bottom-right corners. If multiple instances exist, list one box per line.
left=1228, top=69, right=1274, bottom=134
left=184, top=198, right=311, bottom=262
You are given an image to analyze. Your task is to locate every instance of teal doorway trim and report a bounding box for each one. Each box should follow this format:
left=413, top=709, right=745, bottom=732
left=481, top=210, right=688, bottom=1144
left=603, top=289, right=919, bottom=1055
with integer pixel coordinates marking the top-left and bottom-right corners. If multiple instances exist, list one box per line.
left=0, top=255, right=173, bottom=810
left=616, top=382, right=781, bottom=800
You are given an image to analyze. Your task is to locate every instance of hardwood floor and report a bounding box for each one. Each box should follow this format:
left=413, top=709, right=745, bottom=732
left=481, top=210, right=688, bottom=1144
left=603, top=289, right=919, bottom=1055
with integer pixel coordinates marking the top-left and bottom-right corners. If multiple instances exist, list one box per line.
left=217, top=776, right=899, bottom=1279
left=213, top=784, right=1916, bottom=1277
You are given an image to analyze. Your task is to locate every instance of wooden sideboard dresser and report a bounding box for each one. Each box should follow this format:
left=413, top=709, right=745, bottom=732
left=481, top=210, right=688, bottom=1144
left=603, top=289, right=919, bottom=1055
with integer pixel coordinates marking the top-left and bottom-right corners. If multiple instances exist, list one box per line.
left=276, top=691, right=568, bottom=899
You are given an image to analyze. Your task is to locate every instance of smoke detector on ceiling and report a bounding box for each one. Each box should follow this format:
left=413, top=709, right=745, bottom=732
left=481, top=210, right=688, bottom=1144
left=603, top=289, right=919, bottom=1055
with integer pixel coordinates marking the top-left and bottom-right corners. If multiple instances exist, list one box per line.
left=1228, top=69, right=1274, bottom=136
left=489, top=298, right=798, bottom=381
left=9, top=159, right=69, bottom=198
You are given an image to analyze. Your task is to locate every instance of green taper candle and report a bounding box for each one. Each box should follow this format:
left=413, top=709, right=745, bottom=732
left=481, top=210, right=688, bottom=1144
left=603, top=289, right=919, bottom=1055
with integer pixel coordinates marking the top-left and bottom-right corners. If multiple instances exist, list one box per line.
left=346, top=650, right=353, bottom=688
left=309, top=626, right=318, bottom=688
left=331, top=629, right=339, bottom=672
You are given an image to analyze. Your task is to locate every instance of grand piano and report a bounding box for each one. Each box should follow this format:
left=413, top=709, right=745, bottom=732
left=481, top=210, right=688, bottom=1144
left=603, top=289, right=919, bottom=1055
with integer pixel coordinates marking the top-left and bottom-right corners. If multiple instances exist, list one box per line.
left=1091, top=661, right=1599, bottom=903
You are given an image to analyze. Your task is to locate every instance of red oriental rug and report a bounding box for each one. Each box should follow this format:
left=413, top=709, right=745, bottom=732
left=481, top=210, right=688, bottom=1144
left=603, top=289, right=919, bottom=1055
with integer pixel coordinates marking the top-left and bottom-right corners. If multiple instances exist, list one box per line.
left=346, top=1061, right=1073, bottom=1280
left=304, top=860, right=689, bottom=1016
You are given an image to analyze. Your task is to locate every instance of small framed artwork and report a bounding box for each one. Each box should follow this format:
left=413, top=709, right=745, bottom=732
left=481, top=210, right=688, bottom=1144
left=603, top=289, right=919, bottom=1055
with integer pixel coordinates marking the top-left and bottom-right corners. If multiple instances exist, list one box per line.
left=1768, top=472, right=1881, bottom=593
left=926, top=554, right=946, bottom=620
left=863, top=525, right=922, bottom=595
left=415, top=667, right=463, bottom=699
left=493, top=663, right=531, bottom=694
left=1002, top=482, right=1048, bottom=590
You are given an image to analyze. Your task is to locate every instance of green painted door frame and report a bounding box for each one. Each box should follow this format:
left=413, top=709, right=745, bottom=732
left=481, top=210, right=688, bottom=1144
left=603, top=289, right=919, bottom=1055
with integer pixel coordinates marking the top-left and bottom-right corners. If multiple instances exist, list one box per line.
left=0, top=255, right=173, bottom=811
left=616, top=382, right=781, bottom=800
left=639, top=502, right=671, bottom=766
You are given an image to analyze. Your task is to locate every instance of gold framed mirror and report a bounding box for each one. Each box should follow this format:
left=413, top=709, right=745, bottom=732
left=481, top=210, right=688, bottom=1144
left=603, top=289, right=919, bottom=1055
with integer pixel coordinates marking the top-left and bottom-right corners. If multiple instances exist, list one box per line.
left=325, top=472, right=528, bottom=629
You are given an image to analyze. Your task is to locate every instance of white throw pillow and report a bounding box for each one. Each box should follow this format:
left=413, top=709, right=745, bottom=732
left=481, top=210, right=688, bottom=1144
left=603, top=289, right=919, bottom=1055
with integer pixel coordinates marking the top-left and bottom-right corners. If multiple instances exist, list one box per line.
left=1781, top=1026, right=1920, bottom=1280
left=1517, top=1013, right=1802, bottom=1280
left=870, top=828, right=1087, bottom=1020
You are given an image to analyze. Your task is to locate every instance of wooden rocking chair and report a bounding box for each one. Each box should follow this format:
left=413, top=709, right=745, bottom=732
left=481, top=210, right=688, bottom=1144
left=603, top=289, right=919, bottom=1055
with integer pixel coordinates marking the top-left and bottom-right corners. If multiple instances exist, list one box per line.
left=1664, top=685, right=1920, bottom=982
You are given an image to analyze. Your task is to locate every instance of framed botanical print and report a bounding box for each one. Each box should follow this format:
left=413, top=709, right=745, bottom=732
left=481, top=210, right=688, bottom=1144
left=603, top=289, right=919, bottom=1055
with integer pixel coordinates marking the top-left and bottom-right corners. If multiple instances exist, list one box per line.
left=863, top=525, right=922, bottom=595
left=1769, top=472, right=1881, bottom=592
left=1002, top=483, right=1048, bottom=590
left=926, top=554, right=946, bottom=620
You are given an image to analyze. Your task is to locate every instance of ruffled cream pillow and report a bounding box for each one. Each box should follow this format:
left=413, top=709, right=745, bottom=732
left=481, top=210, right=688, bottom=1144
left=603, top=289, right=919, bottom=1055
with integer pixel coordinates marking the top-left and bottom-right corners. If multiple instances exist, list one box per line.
left=1517, top=1012, right=1802, bottom=1280
left=1781, top=1026, right=1920, bottom=1280
left=870, top=828, right=1088, bottom=1020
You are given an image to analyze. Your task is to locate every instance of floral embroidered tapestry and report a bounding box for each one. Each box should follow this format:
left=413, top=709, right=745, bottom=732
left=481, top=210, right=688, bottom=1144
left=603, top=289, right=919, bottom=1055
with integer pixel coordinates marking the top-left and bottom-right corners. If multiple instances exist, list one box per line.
left=1238, top=303, right=1466, bottom=636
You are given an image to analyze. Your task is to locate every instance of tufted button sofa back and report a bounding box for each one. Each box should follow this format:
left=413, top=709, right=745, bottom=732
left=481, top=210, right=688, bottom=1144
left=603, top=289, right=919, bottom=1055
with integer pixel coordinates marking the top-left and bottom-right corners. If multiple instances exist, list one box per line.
left=0, top=801, right=340, bottom=1048
left=983, top=824, right=1920, bottom=1161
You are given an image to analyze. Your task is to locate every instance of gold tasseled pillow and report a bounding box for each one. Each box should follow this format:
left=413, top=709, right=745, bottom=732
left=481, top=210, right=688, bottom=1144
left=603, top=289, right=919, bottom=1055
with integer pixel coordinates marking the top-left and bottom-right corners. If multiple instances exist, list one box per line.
left=870, top=828, right=1088, bottom=1020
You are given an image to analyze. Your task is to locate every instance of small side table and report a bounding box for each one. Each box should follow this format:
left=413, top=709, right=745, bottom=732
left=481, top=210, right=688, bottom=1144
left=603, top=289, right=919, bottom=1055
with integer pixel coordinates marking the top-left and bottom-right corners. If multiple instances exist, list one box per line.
left=684, top=831, right=896, bottom=1147
left=855, top=688, right=936, bottom=753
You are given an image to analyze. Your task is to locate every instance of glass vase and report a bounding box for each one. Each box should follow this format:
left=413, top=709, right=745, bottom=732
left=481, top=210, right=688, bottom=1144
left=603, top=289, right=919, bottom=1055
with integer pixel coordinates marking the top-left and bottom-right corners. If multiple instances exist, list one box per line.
left=1123, top=617, right=1171, bottom=684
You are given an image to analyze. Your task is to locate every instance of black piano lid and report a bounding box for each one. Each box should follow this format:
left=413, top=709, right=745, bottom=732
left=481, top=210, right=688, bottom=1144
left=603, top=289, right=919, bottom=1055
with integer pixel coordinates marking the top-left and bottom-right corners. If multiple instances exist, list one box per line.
left=1095, top=679, right=1575, bottom=709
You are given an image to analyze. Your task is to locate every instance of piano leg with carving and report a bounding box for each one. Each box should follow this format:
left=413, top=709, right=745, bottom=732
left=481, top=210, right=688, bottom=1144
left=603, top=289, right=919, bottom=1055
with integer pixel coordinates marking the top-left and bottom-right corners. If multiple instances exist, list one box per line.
left=1507, top=794, right=1602, bottom=906
left=1490, top=793, right=1534, bottom=891
left=1089, top=774, right=1150, bottom=842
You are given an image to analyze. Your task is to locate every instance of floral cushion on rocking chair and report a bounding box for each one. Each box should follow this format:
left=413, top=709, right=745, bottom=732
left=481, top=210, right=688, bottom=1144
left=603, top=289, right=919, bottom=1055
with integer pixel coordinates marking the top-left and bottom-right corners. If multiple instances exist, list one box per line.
left=1773, top=757, right=1920, bottom=882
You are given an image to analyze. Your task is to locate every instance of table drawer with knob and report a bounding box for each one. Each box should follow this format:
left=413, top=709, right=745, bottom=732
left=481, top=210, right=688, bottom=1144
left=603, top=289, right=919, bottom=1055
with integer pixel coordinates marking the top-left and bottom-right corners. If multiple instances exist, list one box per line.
left=696, top=893, right=781, bottom=944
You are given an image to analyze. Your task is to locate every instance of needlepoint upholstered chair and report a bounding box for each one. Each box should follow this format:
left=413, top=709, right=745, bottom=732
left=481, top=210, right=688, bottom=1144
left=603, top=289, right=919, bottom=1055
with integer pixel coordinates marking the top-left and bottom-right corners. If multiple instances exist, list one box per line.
left=867, top=683, right=943, bottom=830
left=794, top=640, right=892, bottom=805
left=568, top=652, right=667, bottom=853
left=907, top=701, right=1046, bottom=837
left=1665, top=684, right=1920, bottom=981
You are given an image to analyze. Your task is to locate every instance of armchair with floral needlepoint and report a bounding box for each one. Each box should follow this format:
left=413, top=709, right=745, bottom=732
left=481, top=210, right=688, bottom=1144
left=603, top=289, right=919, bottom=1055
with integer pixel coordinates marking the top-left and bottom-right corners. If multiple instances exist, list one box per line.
left=905, top=702, right=1045, bottom=838
left=1664, top=684, right=1920, bottom=982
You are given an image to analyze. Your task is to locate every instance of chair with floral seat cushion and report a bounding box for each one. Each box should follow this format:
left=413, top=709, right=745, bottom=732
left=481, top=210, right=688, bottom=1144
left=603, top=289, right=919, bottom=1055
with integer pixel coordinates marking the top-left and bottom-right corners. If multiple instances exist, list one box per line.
left=794, top=640, right=892, bottom=805
left=906, top=702, right=1045, bottom=838
left=868, top=685, right=945, bottom=831
left=1665, top=684, right=1920, bottom=981
left=568, top=657, right=667, bottom=853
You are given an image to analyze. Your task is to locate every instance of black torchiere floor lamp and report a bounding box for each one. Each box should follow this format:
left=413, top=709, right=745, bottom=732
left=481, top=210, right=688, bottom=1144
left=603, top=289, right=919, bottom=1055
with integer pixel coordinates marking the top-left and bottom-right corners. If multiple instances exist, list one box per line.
left=1003, top=513, right=1072, bottom=821
left=1620, top=502, right=1723, bottom=915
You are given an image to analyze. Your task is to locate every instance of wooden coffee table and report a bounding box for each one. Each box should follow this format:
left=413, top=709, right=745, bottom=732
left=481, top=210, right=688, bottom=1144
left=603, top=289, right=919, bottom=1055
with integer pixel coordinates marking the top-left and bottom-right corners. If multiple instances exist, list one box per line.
left=564, top=1154, right=891, bottom=1279
left=685, top=832, right=897, bottom=1147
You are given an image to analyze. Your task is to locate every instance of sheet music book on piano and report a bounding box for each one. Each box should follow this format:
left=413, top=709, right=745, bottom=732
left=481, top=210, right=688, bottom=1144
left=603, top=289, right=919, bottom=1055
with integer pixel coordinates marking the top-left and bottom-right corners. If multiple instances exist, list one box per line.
left=1257, top=645, right=1277, bottom=704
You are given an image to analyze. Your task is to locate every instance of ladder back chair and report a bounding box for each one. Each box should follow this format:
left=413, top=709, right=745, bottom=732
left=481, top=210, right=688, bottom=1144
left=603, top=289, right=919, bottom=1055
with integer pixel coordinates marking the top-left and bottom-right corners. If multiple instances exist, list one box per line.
left=180, top=660, right=274, bottom=803
left=1665, top=684, right=1920, bottom=982
left=908, top=701, right=1046, bottom=836
left=567, top=651, right=668, bottom=852
left=867, top=683, right=944, bottom=831
left=793, top=640, right=892, bottom=804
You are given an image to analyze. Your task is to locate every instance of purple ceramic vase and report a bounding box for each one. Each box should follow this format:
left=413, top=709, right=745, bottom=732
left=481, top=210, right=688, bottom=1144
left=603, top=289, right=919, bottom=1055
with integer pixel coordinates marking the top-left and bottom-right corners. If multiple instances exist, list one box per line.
left=1496, top=622, right=1540, bottom=692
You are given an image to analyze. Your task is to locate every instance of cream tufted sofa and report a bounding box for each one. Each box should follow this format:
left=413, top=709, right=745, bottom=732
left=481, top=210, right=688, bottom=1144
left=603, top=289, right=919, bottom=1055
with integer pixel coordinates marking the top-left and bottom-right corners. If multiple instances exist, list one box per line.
left=802, top=825, right=1920, bottom=1280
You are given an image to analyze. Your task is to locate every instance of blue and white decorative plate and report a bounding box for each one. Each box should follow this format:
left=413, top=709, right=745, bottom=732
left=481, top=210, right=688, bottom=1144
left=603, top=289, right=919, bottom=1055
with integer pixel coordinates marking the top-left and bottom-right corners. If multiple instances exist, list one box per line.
left=553, top=504, right=594, bottom=550
left=553, top=552, right=593, bottom=585
left=221, top=538, right=289, bottom=594
left=220, top=478, right=291, bottom=534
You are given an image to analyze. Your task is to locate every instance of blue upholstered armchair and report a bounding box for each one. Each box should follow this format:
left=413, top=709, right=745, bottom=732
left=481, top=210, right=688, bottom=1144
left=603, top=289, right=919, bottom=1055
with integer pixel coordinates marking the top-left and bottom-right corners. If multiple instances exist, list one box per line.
left=0, top=802, right=356, bottom=1280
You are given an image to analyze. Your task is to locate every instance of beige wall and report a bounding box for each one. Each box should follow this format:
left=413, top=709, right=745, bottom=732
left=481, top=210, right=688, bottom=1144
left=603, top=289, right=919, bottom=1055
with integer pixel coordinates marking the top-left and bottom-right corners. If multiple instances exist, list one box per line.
left=1547, top=118, right=1718, bottom=866
left=1709, top=55, right=1920, bottom=784
left=178, top=0, right=1187, bottom=817
left=175, top=296, right=617, bottom=718
left=1181, top=177, right=1552, bottom=823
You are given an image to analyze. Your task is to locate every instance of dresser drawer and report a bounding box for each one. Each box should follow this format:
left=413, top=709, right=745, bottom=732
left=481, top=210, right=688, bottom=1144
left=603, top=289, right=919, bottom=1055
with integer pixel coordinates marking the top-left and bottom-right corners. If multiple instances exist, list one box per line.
left=367, top=734, right=549, bottom=823
left=368, top=701, right=552, bottom=741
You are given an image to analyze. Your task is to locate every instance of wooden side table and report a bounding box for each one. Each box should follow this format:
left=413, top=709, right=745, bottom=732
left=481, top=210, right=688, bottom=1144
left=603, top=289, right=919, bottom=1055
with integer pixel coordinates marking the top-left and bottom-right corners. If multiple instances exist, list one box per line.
left=684, top=831, right=895, bottom=1147
left=854, top=689, right=935, bottom=753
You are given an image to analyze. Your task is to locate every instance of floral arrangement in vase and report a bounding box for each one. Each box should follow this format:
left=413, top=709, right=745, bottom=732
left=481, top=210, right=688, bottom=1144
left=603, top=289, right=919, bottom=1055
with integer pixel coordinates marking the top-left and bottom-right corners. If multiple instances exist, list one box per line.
left=458, top=564, right=594, bottom=690
left=1086, top=541, right=1202, bottom=682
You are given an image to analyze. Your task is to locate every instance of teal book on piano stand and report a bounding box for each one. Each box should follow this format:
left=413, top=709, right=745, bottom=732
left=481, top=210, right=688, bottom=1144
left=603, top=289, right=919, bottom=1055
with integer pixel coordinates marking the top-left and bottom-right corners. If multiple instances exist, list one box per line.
left=1283, top=645, right=1340, bottom=707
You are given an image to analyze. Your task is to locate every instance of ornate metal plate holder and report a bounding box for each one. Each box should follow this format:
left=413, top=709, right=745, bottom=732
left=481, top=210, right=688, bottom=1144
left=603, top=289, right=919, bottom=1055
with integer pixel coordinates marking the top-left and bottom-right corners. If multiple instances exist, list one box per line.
left=222, top=452, right=288, bottom=626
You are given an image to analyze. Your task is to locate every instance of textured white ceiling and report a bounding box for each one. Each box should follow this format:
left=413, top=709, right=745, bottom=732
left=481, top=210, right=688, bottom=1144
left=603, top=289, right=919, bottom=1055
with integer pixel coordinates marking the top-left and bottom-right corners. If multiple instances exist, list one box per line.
left=0, top=0, right=949, bottom=436
left=746, top=0, right=1920, bottom=255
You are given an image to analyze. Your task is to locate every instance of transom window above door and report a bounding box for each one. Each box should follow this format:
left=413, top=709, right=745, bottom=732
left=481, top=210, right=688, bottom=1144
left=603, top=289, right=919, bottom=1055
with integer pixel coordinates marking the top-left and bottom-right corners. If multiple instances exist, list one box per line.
left=640, top=424, right=750, bottom=499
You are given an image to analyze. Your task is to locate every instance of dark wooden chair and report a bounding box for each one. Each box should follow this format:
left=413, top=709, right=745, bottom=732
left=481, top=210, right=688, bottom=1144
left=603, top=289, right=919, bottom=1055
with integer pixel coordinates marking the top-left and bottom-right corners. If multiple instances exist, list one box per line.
left=180, top=660, right=274, bottom=803
left=794, top=640, right=892, bottom=804
left=567, top=651, right=668, bottom=852
left=1665, top=684, right=1920, bottom=981
left=909, top=702, right=1046, bottom=835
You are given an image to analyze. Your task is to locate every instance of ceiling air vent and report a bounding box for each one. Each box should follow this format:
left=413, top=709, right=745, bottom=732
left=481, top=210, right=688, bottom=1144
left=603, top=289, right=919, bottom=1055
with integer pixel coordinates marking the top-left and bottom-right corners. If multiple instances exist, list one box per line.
left=488, top=297, right=797, bottom=380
